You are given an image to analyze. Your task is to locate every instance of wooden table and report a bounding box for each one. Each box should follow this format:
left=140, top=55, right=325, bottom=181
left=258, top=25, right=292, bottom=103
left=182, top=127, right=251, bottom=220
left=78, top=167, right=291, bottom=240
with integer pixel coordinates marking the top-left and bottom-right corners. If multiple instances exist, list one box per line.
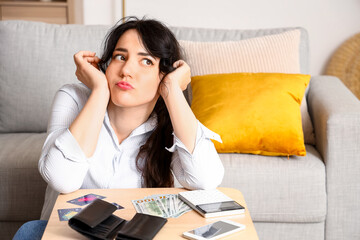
left=42, top=187, right=258, bottom=239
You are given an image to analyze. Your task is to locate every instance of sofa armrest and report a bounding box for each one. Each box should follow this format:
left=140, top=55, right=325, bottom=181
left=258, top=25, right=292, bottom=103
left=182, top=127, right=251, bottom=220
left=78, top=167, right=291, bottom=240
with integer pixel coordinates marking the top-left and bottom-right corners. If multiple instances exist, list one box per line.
left=307, top=75, right=360, bottom=240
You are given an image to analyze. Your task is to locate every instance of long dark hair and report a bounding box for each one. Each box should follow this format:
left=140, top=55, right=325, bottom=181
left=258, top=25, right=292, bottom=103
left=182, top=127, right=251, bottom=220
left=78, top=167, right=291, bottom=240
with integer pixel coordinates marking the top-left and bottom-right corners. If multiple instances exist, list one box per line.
left=99, top=17, right=182, bottom=187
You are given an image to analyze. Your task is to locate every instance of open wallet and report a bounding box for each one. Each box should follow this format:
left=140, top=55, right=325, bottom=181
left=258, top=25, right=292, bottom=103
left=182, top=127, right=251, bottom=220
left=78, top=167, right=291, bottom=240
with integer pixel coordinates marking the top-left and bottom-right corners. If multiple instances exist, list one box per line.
left=68, top=199, right=168, bottom=240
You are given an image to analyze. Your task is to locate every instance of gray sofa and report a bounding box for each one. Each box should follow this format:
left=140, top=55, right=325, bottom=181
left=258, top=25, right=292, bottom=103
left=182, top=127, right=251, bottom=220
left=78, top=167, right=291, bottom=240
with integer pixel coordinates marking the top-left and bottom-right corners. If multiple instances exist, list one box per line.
left=0, top=20, right=359, bottom=240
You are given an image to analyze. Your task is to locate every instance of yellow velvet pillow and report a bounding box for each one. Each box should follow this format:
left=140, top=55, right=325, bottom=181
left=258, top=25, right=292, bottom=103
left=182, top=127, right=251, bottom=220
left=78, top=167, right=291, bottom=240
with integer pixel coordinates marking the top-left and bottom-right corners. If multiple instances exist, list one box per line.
left=191, top=72, right=311, bottom=156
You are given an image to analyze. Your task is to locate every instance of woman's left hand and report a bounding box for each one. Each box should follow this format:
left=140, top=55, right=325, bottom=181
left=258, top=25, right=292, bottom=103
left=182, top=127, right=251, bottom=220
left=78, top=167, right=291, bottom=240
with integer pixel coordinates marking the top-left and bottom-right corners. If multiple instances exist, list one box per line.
left=159, top=60, right=191, bottom=97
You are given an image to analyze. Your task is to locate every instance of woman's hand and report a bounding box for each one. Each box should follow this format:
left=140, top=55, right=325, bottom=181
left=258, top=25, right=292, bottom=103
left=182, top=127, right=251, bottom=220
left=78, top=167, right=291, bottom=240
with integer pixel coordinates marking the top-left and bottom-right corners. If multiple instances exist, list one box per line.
left=74, top=51, right=109, bottom=92
left=159, top=60, right=198, bottom=153
left=70, top=51, right=111, bottom=158
left=159, top=60, right=191, bottom=98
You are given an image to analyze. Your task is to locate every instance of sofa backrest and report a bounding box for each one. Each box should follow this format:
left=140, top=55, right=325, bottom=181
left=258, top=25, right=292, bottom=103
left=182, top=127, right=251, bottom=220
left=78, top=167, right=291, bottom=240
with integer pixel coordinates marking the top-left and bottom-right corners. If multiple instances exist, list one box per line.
left=0, top=21, right=109, bottom=133
left=0, top=20, right=309, bottom=133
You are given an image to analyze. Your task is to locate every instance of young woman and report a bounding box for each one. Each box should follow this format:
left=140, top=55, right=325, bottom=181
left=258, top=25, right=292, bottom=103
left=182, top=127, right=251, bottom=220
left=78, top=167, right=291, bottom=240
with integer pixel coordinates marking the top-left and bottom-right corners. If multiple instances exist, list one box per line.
left=13, top=17, right=224, bottom=240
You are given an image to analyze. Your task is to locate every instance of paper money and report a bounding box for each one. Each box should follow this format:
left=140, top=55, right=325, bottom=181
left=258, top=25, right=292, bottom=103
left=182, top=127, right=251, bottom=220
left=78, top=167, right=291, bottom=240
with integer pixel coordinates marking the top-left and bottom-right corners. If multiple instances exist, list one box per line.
left=132, top=194, right=191, bottom=218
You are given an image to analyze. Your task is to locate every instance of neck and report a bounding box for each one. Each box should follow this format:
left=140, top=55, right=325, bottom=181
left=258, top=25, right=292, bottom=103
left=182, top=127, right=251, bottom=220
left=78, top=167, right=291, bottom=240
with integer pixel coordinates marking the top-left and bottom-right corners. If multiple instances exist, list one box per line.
left=107, top=101, right=156, bottom=144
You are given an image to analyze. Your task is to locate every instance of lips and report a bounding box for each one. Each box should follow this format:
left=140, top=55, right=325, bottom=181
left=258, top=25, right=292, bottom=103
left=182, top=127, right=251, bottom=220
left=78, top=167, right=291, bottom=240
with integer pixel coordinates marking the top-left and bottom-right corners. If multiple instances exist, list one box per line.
left=116, top=81, right=134, bottom=90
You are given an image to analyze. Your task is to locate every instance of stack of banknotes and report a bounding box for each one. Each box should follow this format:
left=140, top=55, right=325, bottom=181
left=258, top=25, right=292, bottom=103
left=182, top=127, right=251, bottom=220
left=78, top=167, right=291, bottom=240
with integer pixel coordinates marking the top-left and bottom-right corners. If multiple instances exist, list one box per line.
left=132, top=194, right=192, bottom=218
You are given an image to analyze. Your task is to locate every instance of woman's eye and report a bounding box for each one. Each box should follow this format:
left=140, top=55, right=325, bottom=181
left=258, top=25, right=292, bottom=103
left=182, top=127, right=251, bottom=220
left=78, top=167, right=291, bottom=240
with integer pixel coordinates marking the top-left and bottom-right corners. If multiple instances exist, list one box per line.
left=142, top=59, right=153, bottom=66
left=114, top=55, right=125, bottom=61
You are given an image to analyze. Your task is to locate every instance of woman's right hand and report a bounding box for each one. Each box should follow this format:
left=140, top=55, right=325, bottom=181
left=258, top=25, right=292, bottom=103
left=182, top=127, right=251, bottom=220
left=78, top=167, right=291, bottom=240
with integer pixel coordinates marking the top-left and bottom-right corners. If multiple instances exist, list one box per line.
left=70, top=51, right=111, bottom=158
left=73, top=51, right=109, bottom=93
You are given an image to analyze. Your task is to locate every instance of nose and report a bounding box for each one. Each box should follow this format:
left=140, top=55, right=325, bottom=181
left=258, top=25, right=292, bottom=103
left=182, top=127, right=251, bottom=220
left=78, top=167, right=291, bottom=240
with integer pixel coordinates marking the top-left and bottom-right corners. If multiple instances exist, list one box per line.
left=120, top=58, right=134, bottom=78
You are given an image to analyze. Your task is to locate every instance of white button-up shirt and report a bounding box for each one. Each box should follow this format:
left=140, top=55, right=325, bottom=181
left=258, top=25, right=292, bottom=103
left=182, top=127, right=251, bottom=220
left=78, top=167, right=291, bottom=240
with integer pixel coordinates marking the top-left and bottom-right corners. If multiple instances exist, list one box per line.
left=39, top=83, right=224, bottom=219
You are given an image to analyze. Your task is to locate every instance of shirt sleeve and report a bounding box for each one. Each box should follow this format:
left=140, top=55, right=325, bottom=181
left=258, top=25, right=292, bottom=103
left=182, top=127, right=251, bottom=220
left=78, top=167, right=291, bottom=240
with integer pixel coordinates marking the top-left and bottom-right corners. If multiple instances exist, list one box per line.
left=38, top=85, right=92, bottom=193
left=169, top=121, right=225, bottom=190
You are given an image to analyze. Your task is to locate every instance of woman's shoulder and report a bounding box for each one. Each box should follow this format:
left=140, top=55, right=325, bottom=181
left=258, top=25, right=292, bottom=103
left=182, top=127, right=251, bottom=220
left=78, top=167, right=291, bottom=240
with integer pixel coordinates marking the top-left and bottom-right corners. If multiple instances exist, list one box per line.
left=57, top=83, right=91, bottom=107
left=58, top=83, right=91, bottom=96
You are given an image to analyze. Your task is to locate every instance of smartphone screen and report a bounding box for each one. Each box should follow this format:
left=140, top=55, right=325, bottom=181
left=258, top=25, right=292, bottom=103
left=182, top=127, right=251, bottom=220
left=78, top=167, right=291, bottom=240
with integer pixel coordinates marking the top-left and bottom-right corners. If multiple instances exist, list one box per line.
left=189, top=221, right=241, bottom=239
left=197, top=201, right=244, bottom=214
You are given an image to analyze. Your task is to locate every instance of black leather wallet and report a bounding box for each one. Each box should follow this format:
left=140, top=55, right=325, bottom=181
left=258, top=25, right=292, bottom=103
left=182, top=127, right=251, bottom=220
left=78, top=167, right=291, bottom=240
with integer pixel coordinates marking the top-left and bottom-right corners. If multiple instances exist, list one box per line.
left=68, top=199, right=167, bottom=240
left=68, top=199, right=126, bottom=240
left=116, top=213, right=168, bottom=240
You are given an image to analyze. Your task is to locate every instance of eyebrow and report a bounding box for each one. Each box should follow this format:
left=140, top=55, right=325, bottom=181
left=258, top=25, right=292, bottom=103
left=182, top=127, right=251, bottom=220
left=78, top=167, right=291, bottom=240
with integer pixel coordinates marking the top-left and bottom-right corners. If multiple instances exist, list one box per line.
left=114, top=48, right=154, bottom=58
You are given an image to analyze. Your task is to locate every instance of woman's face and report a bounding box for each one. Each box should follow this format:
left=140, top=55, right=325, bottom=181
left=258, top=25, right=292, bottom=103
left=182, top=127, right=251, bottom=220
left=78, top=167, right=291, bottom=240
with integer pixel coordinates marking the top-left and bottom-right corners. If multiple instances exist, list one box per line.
left=106, top=29, right=162, bottom=109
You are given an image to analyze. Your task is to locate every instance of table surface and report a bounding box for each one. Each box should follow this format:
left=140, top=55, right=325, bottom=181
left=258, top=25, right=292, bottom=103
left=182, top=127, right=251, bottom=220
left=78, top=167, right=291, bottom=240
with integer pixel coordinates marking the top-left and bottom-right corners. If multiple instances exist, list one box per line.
left=42, top=187, right=259, bottom=240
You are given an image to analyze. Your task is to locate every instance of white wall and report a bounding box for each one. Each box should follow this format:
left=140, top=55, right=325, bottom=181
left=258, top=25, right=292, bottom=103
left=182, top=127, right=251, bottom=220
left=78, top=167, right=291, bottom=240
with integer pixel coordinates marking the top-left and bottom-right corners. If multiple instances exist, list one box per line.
left=82, top=0, right=360, bottom=75
left=82, top=0, right=122, bottom=25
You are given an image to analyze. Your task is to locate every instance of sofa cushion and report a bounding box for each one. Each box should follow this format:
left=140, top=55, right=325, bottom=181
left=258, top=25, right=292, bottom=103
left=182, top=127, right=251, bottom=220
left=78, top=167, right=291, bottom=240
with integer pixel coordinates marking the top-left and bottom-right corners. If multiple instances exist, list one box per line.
left=254, top=222, right=324, bottom=240
left=0, top=21, right=109, bottom=133
left=170, top=26, right=309, bottom=74
left=191, top=72, right=310, bottom=156
left=178, top=30, right=315, bottom=145
left=219, top=145, right=326, bottom=223
left=0, top=133, right=47, bottom=221
left=180, top=29, right=301, bottom=76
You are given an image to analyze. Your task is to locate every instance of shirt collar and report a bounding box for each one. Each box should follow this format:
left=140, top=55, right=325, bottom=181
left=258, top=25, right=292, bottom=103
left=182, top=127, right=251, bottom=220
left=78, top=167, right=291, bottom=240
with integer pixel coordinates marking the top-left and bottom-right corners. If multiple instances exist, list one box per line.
left=128, top=113, right=158, bottom=137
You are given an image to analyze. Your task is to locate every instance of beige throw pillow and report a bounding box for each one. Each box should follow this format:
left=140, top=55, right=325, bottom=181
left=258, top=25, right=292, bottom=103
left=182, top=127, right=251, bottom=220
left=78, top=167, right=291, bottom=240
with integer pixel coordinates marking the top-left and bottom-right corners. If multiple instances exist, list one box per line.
left=179, top=29, right=315, bottom=144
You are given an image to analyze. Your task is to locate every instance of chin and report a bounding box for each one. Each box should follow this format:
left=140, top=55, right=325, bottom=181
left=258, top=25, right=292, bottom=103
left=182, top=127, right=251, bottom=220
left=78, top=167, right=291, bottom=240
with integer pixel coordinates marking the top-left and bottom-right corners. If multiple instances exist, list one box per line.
left=110, top=98, right=135, bottom=108
left=110, top=96, right=155, bottom=109
left=109, top=90, right=159, bottom=109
